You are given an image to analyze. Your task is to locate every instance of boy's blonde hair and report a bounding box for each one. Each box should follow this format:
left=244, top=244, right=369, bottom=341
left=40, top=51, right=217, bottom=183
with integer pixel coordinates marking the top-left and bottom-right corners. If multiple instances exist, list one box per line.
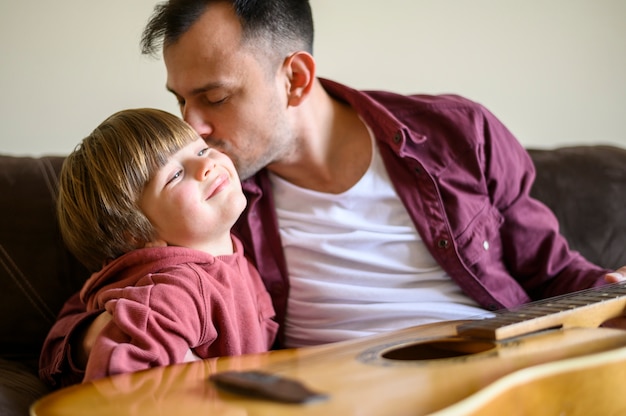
left=58, top=108, right=198, bottom=272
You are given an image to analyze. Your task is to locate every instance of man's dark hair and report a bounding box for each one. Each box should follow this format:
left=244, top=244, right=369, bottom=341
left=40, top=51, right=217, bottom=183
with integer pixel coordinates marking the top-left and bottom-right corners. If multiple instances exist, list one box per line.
left=141, top=0, right=314, bottom=56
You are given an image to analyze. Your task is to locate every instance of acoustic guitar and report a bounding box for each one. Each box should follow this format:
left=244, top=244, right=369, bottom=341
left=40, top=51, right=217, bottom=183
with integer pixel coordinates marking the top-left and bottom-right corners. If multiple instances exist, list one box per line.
left=32, top=282, right=626, bottom=416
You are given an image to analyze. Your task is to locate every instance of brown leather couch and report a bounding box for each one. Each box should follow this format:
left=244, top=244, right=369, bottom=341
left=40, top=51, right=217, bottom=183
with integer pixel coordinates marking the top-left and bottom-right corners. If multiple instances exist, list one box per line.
left=2, top=146, right=626, bottom=416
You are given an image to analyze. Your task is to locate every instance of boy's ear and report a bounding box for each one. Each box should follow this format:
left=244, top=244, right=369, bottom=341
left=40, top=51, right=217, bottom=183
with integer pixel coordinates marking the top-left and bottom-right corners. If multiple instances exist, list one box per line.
left=283, top=51, right=315, bottom=107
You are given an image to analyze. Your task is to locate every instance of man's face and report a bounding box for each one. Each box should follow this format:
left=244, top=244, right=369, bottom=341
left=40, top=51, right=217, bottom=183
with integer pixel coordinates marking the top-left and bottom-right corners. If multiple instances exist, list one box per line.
left=163, top=3, right=294, bottom=180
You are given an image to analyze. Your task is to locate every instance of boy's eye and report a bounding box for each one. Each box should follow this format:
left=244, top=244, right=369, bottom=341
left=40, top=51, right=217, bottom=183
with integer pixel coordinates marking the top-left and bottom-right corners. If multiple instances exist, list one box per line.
left=166, top=170, right=182, bottom=185
left=198, top=147, right=209, bottom=157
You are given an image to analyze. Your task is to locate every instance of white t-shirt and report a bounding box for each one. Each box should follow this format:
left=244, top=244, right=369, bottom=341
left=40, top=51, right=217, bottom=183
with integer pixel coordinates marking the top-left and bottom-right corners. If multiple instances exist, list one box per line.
left=270, top=134, right=489, bottom=348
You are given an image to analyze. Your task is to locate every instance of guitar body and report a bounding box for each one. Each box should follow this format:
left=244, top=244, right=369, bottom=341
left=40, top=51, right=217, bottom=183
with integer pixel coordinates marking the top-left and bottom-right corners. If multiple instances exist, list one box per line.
left=32, top=321, right=626, bottom=416
left=432, top=344, right=626, bottom=416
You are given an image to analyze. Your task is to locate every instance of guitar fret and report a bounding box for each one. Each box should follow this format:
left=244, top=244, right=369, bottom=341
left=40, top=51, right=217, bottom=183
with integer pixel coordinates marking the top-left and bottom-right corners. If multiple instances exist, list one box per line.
left=522, top=305, right=570, bottom=314
left=554, top=300, right=596, bottom=307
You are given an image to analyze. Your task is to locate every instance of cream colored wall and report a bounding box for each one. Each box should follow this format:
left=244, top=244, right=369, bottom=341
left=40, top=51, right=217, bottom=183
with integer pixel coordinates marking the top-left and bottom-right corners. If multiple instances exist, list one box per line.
left=1, top=0, right=625, bottom=156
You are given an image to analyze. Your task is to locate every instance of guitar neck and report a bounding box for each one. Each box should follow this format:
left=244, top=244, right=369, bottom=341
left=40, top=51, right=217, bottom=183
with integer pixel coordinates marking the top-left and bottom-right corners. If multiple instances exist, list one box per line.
left=457, top=282, right=626, bottom=340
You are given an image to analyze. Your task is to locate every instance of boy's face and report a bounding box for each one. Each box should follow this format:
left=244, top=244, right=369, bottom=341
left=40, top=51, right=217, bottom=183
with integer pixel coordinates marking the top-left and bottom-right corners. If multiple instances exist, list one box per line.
left=139, top=137, right=246, bottom=253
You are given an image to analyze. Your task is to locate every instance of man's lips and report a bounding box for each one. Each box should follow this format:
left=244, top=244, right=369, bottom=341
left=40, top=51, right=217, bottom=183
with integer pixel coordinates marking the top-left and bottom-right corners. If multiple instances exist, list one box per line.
left=205, top=173, right=230, bottom=200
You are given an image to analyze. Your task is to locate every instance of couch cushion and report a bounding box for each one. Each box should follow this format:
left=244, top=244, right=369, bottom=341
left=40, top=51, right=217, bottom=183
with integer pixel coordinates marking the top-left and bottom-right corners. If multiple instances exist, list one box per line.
left=0, top=359, right=50, bottom=416
left=0, top=156, right=88, bottom=361
left=528, top=145, right=626, bottom=270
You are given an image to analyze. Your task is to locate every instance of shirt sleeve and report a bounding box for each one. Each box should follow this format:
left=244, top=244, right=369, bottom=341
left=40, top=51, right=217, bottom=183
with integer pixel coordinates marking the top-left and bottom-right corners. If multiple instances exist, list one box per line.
left=38, top=291, right=100, bottom=387
left=480, top=105, right=609, bottom=297
left=83, top=271, right=212, bottom=382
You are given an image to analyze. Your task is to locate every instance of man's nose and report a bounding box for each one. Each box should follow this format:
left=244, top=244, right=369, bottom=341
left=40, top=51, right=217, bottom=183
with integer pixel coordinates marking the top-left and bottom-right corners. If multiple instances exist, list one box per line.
left=182, top=106, right=212, bottom=138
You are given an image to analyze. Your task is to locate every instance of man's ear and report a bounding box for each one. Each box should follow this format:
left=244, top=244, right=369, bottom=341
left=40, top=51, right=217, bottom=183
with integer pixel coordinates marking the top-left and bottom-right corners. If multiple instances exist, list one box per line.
left=283, top=51, right=315, bottom=107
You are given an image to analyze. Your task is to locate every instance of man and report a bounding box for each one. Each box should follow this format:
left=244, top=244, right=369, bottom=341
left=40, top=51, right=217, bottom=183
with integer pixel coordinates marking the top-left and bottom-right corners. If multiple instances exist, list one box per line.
left=40, top=0, right=626, bottom=387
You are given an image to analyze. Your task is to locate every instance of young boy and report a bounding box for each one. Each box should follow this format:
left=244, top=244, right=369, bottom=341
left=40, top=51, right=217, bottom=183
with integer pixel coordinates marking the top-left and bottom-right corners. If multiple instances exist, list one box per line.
left=57, top=108, right=277, bottom=382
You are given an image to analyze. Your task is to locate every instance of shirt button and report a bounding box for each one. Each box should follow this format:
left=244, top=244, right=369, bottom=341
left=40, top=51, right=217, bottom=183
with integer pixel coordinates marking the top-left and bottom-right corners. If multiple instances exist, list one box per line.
left=393, top=133, right=402, bottom=143
left=483, top=240, right=490, bottom=250
left=437, top=239, right=450, bottom=249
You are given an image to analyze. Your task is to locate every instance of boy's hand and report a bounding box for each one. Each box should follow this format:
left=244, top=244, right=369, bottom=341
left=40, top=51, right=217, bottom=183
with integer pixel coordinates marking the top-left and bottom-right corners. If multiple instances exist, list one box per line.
left=73, top=311, right=112, bottom=369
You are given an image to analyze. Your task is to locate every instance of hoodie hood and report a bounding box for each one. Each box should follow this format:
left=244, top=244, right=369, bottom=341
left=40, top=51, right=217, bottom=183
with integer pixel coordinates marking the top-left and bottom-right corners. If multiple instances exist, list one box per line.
left=80, top=245, right=222, bottom=311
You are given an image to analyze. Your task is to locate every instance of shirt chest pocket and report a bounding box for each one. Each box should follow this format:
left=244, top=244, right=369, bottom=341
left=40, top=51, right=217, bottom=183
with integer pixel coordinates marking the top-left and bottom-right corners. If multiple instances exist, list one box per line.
left=453, top=202, right=504, bottom=267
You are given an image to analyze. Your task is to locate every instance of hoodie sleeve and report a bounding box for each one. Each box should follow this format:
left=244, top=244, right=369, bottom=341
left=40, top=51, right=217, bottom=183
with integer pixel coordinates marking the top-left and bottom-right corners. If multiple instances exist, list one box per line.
left=84, top=266, right=213, bottom=382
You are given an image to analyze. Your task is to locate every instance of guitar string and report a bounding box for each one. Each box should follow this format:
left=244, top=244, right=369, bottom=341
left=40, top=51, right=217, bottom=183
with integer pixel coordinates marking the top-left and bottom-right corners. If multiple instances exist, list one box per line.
left=459, top=281, right=626, bottom=333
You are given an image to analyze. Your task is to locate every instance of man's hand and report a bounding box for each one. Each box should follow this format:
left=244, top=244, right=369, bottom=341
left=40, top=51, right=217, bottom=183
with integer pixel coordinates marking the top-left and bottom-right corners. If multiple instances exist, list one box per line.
left=73, top=311, right=112, bottom=369
left=600, top=266, right=626, bottom=329
left=605, top=266, right=626, bottom=284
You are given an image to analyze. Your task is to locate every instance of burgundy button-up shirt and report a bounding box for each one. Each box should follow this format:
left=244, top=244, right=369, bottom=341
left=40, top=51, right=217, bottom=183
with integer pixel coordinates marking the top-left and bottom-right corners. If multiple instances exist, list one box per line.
left=232, top=78, right=609, bottom=347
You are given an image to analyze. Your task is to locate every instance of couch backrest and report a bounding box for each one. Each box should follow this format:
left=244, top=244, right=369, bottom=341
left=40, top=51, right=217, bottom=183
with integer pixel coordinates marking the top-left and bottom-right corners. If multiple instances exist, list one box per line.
left=0, top=146, right=625, bottom=366
left=528, top=145, right=626, bottom=270
left=0, top=156, right=88, bottom=364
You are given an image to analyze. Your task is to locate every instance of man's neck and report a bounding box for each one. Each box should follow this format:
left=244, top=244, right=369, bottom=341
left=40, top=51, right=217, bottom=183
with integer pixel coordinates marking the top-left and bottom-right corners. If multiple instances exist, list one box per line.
left=268, top=81, right=372, bottom=194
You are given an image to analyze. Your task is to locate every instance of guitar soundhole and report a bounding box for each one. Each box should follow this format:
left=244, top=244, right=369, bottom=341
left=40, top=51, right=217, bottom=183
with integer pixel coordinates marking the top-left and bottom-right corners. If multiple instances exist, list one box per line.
left=381, top=339, right=496, bottom=361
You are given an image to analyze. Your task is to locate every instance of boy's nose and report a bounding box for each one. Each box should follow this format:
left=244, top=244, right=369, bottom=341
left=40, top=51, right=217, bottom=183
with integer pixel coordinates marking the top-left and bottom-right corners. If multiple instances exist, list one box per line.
left=197, top=158, right=216, bottom=180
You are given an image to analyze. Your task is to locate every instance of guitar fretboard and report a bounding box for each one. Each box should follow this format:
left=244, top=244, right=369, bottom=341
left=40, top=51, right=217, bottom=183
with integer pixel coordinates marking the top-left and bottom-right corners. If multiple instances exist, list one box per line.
left=456, top=282, right=626, bottom=340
